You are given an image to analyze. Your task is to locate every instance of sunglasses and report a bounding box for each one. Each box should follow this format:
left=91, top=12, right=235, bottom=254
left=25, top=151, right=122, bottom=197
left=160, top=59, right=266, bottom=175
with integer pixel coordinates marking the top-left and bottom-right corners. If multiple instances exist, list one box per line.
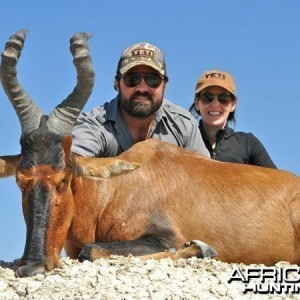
left=123, top=73, right=163, bottom=88
left=198, top=92, right=233, bottom=106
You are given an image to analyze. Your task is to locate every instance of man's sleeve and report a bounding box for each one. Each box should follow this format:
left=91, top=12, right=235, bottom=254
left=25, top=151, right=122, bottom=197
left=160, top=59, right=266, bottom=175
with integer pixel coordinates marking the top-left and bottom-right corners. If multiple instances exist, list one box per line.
left=71, top=113, right=104, bottom=157
left=185, top=118, right=210, bottom=157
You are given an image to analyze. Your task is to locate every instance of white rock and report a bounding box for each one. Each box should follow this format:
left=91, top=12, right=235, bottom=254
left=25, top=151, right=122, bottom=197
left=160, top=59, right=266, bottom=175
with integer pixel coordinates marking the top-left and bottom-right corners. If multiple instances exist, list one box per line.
left=0, top=280, right=8, bottom=292
left=27, top=280, right=43, bottom=294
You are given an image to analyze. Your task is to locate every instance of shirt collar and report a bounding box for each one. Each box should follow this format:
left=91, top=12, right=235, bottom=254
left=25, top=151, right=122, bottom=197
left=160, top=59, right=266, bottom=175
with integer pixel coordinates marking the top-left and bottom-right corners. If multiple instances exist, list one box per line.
left=199, top=120, right=234, bottom=141
left=105, top=97, right=119, bottom=121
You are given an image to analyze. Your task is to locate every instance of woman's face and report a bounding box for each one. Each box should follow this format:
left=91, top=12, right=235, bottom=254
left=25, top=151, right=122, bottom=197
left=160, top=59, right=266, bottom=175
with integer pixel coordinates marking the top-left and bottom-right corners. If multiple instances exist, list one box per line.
left=194, top=86, right=236, bottom=129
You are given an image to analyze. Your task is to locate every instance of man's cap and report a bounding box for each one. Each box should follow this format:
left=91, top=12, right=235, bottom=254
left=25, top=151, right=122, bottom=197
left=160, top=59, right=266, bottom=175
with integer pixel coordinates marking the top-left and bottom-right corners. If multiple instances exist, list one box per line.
left=195, top=70, right=237, bottom=96
left=116, top=42, right=167, bottom=77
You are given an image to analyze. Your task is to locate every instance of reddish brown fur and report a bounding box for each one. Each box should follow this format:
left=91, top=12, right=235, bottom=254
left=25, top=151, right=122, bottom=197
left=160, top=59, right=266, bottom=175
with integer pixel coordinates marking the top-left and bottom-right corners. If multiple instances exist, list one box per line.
left=66, top=139, right=300, bottom=266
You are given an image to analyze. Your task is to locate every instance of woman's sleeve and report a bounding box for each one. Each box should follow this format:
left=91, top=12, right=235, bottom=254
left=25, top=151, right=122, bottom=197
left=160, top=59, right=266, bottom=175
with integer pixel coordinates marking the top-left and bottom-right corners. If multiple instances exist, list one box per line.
left=248, top=133, right=277, bottom=168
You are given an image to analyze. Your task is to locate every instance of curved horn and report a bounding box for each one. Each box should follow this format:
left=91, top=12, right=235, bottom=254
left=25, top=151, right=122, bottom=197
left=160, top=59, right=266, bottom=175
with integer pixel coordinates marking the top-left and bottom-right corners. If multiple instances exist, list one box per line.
left=47, top=32, right=95, bottom=135
left=0, top=29, right=43, bottom=133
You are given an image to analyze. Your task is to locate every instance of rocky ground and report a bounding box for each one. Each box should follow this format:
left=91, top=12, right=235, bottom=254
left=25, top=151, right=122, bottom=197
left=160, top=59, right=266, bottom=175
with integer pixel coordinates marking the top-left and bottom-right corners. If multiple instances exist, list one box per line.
left=0, top=257, right=299, bottom=299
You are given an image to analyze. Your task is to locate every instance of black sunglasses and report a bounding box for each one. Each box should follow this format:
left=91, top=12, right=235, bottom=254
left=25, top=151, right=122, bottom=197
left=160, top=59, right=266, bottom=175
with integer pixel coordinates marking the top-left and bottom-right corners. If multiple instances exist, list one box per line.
left=198, top=91, right=233, bottom=106
left=123, top=73, right=163, bottom=88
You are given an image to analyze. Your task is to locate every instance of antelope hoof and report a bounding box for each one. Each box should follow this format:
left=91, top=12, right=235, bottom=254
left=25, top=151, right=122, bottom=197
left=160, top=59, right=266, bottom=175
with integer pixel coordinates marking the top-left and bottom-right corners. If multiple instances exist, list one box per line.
left=184, top=240, right=218, bottom=258
left=79, top=243, right=111, bottom=262
left=16, top=262, right=45, bottom=277
left=78, top=244, right=94, bottom=262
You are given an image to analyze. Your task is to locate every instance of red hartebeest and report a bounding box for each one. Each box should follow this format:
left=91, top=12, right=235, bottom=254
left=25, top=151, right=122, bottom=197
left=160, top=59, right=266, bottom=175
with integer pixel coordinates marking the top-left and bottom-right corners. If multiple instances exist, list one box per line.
left=1, top=30, right=300, bottom=278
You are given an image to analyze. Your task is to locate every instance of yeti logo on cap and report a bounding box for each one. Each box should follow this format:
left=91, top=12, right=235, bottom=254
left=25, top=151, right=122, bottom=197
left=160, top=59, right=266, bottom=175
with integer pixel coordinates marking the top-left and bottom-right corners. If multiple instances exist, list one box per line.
left=131, top=49, right=154, bottom=58
left=206, top=72, right=225, bottom=80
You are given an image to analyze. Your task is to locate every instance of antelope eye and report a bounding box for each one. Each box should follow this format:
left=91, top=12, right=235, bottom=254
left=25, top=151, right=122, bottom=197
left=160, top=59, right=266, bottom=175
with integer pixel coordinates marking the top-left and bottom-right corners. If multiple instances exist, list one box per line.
left=56, top=180, right=67, bottom=192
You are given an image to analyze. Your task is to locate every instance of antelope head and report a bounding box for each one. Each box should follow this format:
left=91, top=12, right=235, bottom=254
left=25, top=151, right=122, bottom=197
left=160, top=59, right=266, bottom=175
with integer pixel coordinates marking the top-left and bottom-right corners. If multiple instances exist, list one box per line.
left=0, top=30, right=95, bottom=277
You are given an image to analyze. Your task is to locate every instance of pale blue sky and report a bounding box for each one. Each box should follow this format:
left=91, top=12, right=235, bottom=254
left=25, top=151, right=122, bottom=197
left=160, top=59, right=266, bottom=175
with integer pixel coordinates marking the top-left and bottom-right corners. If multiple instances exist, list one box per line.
left=0, top=0, right=299, bottom=262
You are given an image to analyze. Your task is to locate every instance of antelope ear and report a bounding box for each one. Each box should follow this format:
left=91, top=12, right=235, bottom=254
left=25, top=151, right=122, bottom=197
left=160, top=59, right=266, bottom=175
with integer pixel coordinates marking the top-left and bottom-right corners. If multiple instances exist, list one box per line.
left=74, top=156, right=140, bottom=178
left=98, top=159, right=140, bottom=178
left=0, top=155, right=21, bottom=177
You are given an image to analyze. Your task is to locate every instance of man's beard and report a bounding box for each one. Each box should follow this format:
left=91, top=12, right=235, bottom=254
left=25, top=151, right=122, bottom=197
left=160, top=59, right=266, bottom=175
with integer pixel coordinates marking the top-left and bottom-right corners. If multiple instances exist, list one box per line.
left=118, top=91, right=163, bottom=118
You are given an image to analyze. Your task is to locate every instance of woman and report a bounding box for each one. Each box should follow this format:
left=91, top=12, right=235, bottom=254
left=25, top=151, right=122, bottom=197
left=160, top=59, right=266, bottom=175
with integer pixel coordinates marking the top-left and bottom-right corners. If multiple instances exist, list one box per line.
left=190, top=69, right=276, bottom=168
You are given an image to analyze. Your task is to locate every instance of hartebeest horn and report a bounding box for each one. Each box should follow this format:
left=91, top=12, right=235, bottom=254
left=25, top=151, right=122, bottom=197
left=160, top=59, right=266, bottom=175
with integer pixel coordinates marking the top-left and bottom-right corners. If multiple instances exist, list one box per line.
left=0, top=29, right=43, bottom=133
left=47, top=32, right=95, bottom=135
left=0, top=30, right=95, bottom=135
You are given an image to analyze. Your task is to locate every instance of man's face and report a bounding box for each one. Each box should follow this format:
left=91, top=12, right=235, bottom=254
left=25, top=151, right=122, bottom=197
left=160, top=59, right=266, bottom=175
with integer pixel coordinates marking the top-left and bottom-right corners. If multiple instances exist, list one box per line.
left=116, top=65, right=167, bottom=118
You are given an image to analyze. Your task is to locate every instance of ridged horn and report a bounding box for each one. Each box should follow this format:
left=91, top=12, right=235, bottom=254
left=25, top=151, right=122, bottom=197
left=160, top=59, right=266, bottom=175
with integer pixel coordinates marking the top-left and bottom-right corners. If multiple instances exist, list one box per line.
left=47, top=32, right=95, bottom=135
left=0, top=29, right=43, bottom=133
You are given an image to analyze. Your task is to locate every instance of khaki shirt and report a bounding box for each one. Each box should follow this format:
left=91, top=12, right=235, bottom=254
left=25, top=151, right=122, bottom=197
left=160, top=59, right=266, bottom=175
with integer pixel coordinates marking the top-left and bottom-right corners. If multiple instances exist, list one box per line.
left=72, top=97, right=210, bottom=157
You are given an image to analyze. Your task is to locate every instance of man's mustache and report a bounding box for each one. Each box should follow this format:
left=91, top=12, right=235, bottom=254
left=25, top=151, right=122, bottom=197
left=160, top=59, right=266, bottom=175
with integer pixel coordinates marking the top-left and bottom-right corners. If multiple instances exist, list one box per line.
left=130, top=91, right=153, bottom=101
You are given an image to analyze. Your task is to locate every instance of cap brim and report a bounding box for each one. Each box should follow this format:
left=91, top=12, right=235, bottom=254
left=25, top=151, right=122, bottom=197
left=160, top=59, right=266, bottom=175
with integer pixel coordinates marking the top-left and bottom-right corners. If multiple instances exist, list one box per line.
left=119, top=61, right=165, bottom=76
left=195, top=82, right=236, bottom=95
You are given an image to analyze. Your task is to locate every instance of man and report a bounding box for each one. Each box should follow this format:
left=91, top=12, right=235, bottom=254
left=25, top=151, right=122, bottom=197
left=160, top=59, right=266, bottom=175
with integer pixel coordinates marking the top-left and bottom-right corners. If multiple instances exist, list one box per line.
left=72, top=42, right=209, bottom=157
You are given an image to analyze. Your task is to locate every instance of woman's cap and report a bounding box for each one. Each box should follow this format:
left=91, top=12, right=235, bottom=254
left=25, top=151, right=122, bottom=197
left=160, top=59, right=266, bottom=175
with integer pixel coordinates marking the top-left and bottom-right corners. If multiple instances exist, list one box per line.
left=195, top=70, right=236, bottom=96
left=116, top=42, right=167, bottom=77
